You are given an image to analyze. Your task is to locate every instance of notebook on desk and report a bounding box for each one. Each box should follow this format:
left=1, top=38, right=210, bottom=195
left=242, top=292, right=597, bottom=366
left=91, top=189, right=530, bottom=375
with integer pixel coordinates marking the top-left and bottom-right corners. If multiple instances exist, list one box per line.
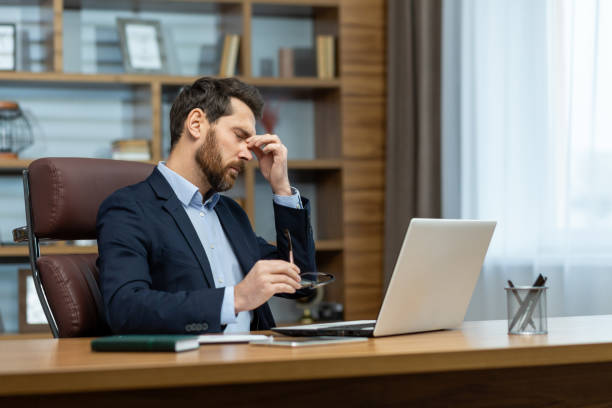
left=273, top=219, right=496, bottom=338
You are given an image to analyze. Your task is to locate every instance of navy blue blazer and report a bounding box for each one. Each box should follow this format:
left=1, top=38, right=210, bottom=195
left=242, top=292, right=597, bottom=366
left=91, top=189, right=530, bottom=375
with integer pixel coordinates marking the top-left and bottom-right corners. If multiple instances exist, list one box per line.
left=96, top=168, right=316, bottom=334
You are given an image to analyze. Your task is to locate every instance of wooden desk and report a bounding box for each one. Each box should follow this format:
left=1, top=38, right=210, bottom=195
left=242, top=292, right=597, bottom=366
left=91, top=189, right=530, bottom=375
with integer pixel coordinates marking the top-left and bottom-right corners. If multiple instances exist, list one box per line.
left=2, top=315, right=612, bottom=407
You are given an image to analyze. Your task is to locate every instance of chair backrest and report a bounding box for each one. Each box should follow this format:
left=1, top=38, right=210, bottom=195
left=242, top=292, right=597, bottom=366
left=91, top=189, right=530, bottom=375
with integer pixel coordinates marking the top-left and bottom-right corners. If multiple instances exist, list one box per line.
left=25, top=157, right=154, bottom=337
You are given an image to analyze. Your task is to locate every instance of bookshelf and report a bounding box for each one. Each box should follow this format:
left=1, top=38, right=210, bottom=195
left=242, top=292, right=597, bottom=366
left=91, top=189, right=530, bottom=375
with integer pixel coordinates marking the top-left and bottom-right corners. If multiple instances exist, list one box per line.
left=0, top=0, right=385, bottom=322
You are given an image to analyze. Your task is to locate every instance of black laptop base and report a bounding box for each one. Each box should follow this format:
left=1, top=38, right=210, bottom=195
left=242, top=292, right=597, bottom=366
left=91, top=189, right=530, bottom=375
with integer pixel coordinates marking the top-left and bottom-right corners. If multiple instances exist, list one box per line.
left=272, top=323, right=375, bottom=338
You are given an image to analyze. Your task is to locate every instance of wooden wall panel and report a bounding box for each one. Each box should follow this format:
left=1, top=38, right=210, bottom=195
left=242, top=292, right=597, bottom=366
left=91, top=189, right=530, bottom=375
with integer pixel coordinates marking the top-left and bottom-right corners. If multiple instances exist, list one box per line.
left=340, top=2, right=385, bottom=75
left=344, top=251, right=382, bottom=285
left=344, top=284, right=383, bottom=320
left=340, top=0, right=386, bottom=319
left=340, top=0, right=386, bottom=25
left=345, top=223, right=383, bottom=252
left=344, top=160, right=384, bottom=190
left=341, top=98, right=385, bottom=158
left=341, top=77, right=385, bottom=97
left=343, top=191, right=384, bottom=224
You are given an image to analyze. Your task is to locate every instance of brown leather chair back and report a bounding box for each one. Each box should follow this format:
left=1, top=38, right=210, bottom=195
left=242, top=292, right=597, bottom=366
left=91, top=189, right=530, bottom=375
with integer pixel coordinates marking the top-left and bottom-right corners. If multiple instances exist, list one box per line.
left=37, top=254, right=102, bottom=337
left=26, top=158, right=154, bottom=337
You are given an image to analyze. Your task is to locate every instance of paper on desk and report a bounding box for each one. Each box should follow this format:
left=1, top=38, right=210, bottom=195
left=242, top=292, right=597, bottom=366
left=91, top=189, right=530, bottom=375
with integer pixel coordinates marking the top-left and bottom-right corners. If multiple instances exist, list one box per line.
left=198, top=334, right=270, bottom=344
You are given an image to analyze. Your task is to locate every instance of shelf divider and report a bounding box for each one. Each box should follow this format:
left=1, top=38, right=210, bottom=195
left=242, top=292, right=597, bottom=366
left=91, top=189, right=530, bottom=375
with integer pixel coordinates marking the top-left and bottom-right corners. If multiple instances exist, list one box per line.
left=150, top=82, right=162, bottom=162
left=242, top=0, right=253, bottom=77
left=52, top=0, right=64, bottom=72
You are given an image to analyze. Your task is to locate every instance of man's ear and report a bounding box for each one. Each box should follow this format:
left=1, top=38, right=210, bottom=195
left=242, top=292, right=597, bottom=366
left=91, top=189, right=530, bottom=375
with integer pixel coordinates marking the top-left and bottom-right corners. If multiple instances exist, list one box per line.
left=185, top=108, right=208, bottom=141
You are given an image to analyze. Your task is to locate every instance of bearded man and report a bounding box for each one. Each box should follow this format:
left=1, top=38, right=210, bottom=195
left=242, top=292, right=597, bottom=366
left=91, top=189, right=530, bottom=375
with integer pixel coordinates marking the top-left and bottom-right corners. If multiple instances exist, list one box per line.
left=96, top=77, right=316, bottom=334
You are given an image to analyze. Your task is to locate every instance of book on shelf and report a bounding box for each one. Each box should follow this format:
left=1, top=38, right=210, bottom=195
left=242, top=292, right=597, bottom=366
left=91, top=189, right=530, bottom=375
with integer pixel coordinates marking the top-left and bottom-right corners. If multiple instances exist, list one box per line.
left=219, top=34, right=240, bottom=77
left=326, top=36, right=336, bottom=78
left=293, top=48, right=317, bottom=77
left=112, top=139, right=151, bottom=161
left=316, top=35, right=336, bottom=79
left=278, top=48, right=294, bottom=78
left=316, top=36, right=326, bottom=79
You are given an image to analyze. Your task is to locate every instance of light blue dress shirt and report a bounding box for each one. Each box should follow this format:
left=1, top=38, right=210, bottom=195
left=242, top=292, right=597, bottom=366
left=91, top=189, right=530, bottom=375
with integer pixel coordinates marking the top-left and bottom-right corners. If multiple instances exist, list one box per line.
left=157, top=162, right=301, bottom=333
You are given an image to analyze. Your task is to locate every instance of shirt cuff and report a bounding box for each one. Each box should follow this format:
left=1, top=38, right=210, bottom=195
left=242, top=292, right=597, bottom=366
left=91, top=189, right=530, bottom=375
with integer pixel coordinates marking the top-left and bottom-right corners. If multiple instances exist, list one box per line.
left=273, top=186, right=303, bottom=209
left=220, top=286, right=238, bottom=325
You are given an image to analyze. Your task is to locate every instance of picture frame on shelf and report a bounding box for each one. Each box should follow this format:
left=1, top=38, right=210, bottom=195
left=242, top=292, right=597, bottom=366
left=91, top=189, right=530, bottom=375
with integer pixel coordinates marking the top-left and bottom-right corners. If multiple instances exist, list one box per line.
left=0, top=23, right=16, bottom=71
left=18, top=269, right=50, bottom=334
left=117, top=18, right=167, bottom=74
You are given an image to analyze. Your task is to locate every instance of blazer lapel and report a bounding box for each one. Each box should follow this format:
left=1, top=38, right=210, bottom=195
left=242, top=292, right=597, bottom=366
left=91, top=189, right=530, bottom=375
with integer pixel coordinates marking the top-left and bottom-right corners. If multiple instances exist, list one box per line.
left=147, top=169, right=215, bottom=288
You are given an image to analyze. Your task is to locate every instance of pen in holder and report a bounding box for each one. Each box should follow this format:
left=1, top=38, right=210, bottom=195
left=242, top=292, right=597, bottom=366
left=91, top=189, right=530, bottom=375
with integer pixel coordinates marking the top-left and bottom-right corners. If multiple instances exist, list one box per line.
left=506, top=275, right=548, bottom=335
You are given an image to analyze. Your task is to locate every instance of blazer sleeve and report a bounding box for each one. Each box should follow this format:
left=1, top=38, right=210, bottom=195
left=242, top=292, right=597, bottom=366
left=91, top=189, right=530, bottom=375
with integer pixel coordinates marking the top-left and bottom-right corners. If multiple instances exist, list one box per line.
left=96, top=191, right=225, bottom=334
left=259, top=196, right=317, bottom=299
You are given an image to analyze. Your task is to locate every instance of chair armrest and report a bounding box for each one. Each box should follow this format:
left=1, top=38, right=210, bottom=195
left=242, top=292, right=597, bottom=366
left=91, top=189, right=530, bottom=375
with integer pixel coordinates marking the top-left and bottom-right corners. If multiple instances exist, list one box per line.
left=12, top=226, right=28, bottom=243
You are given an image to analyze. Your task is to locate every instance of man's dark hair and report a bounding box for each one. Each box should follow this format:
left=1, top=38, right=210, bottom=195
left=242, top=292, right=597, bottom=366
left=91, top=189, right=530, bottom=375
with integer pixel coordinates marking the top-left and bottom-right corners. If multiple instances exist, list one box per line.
left=169, top=77, right=264, bottom=148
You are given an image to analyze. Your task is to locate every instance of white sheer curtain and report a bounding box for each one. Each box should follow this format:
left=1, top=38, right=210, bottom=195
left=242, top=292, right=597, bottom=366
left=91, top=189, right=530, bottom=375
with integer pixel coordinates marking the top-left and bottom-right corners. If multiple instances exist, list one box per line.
left=444, top=0, right=612, bottom=320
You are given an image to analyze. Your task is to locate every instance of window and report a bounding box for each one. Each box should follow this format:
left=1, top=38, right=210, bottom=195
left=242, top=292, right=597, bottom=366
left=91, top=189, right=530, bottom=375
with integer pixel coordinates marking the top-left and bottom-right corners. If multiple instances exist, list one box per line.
left=444, top=0, right=612, bottom=319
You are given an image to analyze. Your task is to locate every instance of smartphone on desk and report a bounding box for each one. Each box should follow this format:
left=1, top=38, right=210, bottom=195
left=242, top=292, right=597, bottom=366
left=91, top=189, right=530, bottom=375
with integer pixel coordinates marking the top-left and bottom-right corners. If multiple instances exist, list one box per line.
left=249, top=336, right=368, bottom=347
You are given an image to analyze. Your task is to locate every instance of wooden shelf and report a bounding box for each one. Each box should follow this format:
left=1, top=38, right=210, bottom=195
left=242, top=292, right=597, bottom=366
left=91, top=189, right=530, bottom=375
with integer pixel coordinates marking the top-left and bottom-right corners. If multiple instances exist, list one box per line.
left=0, top=159, right=156, bottom=174
left=247, top=77, right=339, bottom=89
left=0, top=245, right=98, bottom=258
left=0, top=159, right=341, bottom=174
left=267, top=239, right=343, bottom=251
left=0, top=72, right=340, bottom=89
left=315, top=239, right=343, bottom=251
left=0, top=160, right=31, bottom=174
left=62, top=0, right=341, bottom=13
left=247, top=159, right=342, bottom=171
left=0, top=240, right=340, bottom=258
left=62, top=0, right=341, bottom=8
left=287, top=159, right=342, bottom=170
left=253, top=0, right=339, bottom=6
left=64, top=0, right=245, bottom=7
left=0, top=71, right=158, bottom=85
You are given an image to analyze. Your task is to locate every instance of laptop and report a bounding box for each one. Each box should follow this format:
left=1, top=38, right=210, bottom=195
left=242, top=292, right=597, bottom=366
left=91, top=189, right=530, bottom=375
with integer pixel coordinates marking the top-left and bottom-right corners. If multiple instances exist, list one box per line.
left=272, top=219, right=496, bottom=337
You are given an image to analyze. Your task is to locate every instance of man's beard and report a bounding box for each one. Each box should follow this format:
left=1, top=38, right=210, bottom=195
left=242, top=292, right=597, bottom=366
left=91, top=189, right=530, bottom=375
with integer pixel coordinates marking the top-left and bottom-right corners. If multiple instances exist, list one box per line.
left=195, top=128, right=244, bottom=192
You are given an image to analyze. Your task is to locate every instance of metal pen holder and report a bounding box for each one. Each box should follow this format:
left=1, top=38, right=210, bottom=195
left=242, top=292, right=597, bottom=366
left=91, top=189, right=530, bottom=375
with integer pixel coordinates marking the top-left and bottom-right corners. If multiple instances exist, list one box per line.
left=505, top=286, right=548, bottom=335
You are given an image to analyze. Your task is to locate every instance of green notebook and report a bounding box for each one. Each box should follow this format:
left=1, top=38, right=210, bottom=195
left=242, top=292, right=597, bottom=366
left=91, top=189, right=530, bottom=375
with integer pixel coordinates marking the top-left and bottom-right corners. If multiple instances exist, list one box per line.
left=91, top=335, right=200, bottom=352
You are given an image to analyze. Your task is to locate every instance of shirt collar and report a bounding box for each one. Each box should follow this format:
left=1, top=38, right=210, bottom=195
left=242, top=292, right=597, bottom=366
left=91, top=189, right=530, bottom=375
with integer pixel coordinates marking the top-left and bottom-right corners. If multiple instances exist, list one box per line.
left=157, top=162, right=219, bottom=209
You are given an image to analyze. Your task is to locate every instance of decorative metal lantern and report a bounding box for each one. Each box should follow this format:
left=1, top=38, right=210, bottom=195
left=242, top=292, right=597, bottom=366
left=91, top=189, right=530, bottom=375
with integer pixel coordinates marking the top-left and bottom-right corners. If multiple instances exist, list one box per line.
left=0, top=101, right=34, bottom=159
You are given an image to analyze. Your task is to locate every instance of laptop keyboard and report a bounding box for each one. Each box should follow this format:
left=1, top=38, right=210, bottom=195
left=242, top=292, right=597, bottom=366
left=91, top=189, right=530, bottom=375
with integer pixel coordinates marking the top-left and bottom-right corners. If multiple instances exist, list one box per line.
left=324, top=323, right=375, bottom=331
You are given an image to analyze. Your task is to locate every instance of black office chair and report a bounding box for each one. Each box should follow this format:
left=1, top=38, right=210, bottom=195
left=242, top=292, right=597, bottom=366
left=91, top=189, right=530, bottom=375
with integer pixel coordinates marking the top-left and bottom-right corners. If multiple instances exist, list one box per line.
left=13, top=157, right=154, bottom=338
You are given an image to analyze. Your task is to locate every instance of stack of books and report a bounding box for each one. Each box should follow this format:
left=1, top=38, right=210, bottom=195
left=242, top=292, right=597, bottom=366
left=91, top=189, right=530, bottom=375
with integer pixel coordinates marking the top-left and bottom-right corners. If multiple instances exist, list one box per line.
left=219, top=34, right=240, bottom=77
left=112, top=139, right=151, bottom=161
left=316, top=35, right=336, bottom=79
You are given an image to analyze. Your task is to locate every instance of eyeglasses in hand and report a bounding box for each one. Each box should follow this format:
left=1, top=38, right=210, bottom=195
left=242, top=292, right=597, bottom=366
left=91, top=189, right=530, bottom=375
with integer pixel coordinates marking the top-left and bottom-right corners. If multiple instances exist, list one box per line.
left=284, top=229, right=335, bottom=289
